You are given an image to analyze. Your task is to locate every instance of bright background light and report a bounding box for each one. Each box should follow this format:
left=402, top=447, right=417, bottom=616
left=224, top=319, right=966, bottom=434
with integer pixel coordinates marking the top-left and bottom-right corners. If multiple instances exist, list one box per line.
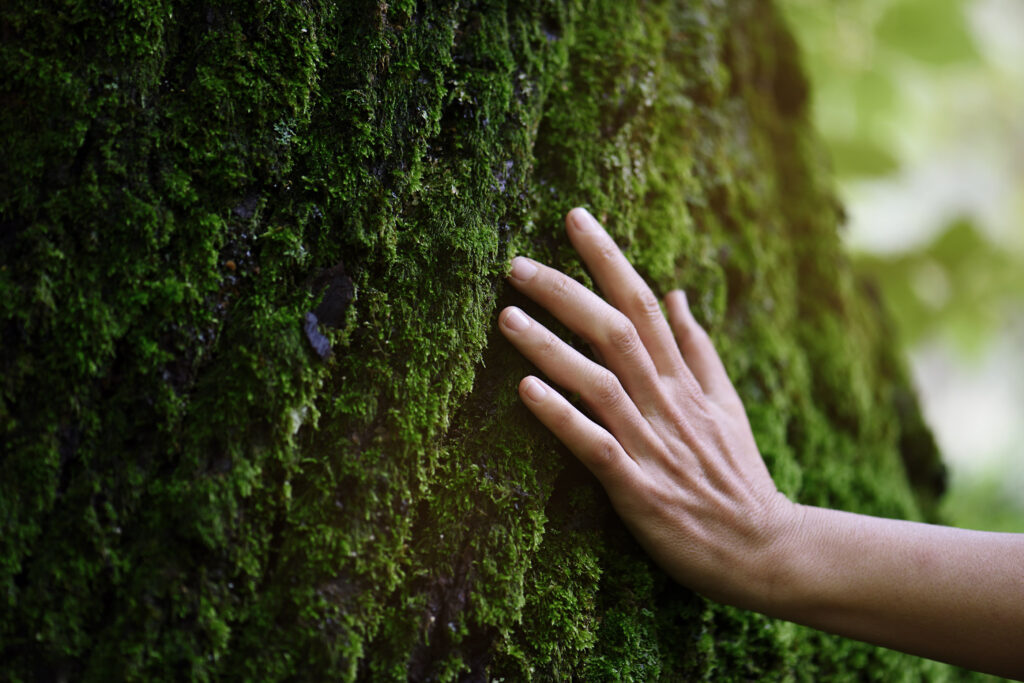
left=780, top=0, right=1024, bottom=531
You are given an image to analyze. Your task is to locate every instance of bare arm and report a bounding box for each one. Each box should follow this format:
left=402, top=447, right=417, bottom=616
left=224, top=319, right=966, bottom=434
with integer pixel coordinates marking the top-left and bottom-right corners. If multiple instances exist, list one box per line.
left=498, top=207, right=1024, bottom=680
left=778, top=506, right=1024, bottom=679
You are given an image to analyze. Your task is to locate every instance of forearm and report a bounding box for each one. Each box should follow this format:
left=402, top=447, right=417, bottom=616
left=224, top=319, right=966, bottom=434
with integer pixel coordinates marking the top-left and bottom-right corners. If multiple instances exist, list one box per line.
left=766, top=504, right=1024, bottom=679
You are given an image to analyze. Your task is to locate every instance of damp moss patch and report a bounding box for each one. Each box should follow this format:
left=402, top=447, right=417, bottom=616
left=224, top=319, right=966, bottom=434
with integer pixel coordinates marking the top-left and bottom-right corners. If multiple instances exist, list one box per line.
left=1, top=0, right=963, bottom=680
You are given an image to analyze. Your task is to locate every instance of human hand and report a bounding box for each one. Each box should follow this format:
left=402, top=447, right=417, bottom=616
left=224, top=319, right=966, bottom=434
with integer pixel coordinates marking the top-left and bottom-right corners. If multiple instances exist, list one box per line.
left=500, top=209, right=1024, bottom=677
left=499, top=208, right=799, bottom=610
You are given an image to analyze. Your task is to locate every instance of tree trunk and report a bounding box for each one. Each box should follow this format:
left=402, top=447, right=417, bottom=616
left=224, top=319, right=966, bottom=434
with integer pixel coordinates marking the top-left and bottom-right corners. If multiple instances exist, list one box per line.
left=1, top=0, right=950, bottom=679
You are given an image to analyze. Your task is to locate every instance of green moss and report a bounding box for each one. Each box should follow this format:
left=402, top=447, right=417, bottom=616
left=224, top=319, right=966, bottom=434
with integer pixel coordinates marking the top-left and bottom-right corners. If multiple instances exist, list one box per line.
left=1, top=0, right=968, bottom=680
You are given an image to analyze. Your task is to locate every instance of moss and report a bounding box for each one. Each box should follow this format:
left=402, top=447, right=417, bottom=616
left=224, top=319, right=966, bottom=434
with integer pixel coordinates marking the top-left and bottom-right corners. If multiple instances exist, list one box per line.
left=0, top=0, right=973, bottom=680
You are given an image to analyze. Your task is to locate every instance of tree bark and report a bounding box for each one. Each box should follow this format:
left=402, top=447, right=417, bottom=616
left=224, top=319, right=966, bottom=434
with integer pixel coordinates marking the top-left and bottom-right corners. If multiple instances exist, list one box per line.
left=1, top=0, right=949, bottom=679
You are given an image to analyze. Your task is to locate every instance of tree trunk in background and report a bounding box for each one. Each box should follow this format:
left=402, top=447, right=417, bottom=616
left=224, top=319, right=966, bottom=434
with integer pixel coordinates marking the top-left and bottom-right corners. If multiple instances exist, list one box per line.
left=1, top=0, right=951, bottom=679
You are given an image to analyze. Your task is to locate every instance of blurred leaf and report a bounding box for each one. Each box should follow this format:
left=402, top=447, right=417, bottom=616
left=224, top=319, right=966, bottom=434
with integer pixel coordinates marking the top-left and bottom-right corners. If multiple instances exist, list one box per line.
left=828, top=136, right=901, bottom=177
left=875, top=0, right=980, bottom=65
left=851, top=69, right=900, bottom=132
left=856, top=219, right=1024, bottom=355
left=782, top=0, right=1024, bottom=534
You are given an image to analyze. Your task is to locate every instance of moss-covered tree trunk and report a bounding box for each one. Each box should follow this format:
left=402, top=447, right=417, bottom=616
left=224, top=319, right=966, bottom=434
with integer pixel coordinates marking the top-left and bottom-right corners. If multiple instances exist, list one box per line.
left=2, top=0, right=953, bottom=679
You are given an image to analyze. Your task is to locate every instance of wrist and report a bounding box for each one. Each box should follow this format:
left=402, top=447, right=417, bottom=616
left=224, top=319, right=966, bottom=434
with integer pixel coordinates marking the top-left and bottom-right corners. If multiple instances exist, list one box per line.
left=752, top=503, right=856, bottom=626
left=737, top=496, right=815, bottom=617
left=689, top=492, right=811, bottom=614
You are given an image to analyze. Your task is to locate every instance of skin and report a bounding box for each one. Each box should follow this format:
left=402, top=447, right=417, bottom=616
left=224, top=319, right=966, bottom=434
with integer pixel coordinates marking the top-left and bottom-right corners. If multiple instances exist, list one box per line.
left=498, top=207, right=1024, bottom=680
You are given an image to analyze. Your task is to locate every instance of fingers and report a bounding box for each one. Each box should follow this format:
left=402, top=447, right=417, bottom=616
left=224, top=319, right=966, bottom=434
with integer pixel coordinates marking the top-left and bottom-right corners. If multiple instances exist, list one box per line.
left=565, top=208, right=686, bottom=379
left=499, top=306, right=661, bottom=456
left=507, top=256, right=663, bottom=410
left=665, top=290, right=738, bottom=405
left=517, top=375, right=642, bottom=485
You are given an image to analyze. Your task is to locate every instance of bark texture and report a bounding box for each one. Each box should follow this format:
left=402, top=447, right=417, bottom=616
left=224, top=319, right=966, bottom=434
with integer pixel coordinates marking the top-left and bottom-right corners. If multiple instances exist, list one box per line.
left=2, top=0, right=954, bottom=679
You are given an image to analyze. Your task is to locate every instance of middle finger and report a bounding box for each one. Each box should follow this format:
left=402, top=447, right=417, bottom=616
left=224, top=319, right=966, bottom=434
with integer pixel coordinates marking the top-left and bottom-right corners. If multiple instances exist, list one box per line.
left=566, top=208, right=689, bottom=382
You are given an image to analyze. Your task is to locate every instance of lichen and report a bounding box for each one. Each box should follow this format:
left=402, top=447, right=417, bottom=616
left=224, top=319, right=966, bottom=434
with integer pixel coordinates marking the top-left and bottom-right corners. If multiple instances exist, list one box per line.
left=0, top=0, right=970, bottom=680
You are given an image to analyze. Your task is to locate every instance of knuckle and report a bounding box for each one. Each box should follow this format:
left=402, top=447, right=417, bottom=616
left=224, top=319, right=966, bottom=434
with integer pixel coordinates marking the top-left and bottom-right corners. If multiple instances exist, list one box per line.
left=590, top=369, right=624, bottom=407
left=597, top=243, right=620, bottom=264
left=590, top=436, right=620, bottom=469
left=606, top=316, right=641, bottom=356
left=632, top=287, right=662, bottom=321
left=549, top=274, right=572, bottom=301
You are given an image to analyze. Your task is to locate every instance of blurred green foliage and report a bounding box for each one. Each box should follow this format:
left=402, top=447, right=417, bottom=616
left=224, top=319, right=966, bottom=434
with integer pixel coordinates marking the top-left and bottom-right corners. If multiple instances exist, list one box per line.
left=780, top=0, right=985, bottom=179
left=875, top=0, right=979, bottom=66
left=942, top=475, right=1024, bottom=533
left=780, top=0, right=1024, bottom=532
left=858, top=219, right=1024, bottom=355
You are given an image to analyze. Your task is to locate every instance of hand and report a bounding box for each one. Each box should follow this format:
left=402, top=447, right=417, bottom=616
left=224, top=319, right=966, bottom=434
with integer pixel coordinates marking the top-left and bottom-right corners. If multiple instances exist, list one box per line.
left=499, top=209, right=1024, bottom=678
left=499, top=208, right=798, bottom=609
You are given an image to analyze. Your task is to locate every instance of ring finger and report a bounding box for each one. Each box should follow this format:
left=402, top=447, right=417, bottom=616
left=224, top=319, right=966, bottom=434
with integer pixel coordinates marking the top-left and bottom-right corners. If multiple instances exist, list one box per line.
left=499, top=306, right=662, bottom=459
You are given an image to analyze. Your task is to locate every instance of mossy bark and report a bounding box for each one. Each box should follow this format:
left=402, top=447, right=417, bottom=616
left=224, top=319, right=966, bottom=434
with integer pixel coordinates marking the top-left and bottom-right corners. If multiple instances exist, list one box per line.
left=2, top=0, right=954, bottom=680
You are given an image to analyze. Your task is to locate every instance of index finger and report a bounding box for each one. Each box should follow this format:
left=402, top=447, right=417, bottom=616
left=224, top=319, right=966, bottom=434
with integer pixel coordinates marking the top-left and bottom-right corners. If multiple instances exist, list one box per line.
left=566, top=208, right=687, bottom=379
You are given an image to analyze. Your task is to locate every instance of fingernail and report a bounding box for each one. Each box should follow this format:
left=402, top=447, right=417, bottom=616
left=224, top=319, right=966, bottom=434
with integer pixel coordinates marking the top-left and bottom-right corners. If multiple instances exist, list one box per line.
left=522, top=377, right=547, bottom=401
left=568, top=207, right=597, bottom=231
left=502, top=307, right=530, bottom=332
left=510, top=257, right=538, bottom=281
